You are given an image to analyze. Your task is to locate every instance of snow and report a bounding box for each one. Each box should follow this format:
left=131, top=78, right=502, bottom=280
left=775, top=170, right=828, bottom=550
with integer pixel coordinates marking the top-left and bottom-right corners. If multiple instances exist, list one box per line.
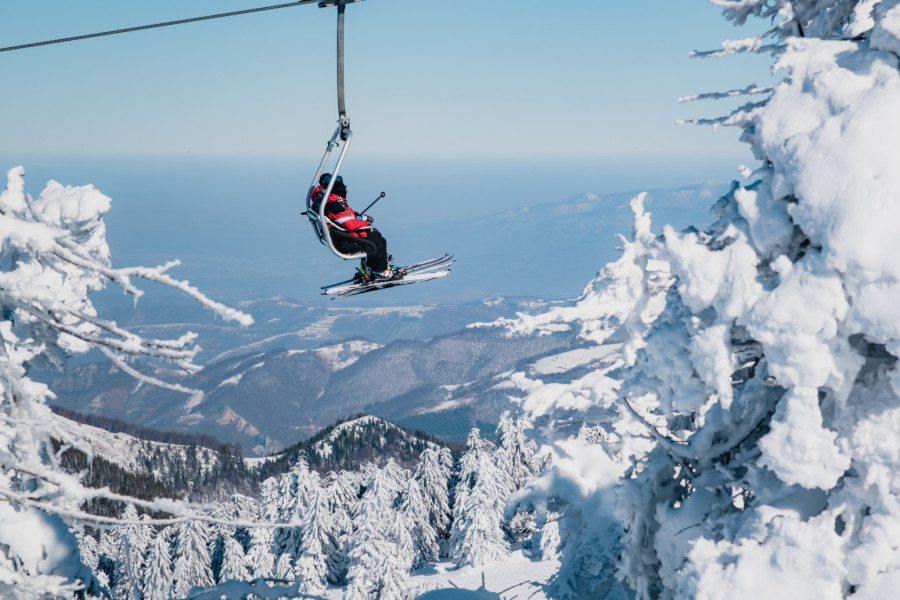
left=12, top=2, right=900, bottom=598
left=50, top=412, right=222, bottom=480
left=479, top=3, right=900, bottom=598
left=410, top=553, right=559, bottom=600
left=528, top=344, right=621, bottom=376
left=313, top=339, right=383, bottom=370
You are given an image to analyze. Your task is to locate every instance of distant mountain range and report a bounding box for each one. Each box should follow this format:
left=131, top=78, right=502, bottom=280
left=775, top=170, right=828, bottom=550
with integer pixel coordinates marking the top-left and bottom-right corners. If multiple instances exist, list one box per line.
left=44, top=181, right=729, bottom=454
left=45, top=298, right=574, bottom=455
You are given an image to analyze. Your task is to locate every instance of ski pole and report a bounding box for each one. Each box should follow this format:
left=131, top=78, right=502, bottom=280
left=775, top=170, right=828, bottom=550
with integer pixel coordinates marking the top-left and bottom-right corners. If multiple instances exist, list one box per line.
left=360, top=191, right=386, bottom=215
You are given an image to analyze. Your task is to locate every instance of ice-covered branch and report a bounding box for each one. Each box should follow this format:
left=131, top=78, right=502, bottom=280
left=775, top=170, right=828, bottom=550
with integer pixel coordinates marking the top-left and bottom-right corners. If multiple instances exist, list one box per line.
left=678, top=84, right=774, bottom=102
left=677, top=98, right=768, bottom=129
left=122, top=264, right=254, bottom=327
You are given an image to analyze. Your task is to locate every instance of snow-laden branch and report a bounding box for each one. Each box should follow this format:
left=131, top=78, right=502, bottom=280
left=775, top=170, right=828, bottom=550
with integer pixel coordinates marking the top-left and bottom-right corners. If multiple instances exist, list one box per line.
left=678, top=84, right=774, bottom=103
left=0, top=166, right=259, bottom=592
left=97, top=346, right=199, bottom=395
left=690, top=36, right=782, bottom=58
left=677, top=99, right=768, bottom=129
left=122, top=263, right=254, bottom=327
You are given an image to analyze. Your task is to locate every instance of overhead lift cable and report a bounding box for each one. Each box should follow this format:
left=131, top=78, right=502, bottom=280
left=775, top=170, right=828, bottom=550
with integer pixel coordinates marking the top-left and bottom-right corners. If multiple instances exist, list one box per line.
left=0, top=0, right=323, bottom=54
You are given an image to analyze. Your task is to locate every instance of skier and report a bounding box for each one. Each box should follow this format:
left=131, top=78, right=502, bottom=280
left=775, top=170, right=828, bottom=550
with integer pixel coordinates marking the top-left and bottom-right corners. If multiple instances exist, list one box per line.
left=310, top=173, right=398, bottom=281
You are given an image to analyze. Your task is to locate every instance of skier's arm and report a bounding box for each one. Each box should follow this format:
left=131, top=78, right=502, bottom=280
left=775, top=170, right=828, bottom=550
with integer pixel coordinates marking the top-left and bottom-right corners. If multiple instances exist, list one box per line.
left=326, top=199, right=371, bottom=231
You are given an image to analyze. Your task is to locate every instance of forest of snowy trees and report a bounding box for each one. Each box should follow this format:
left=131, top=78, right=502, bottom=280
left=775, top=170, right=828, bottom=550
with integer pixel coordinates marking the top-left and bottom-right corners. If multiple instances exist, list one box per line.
left=76, top=414, right=543, bottom=599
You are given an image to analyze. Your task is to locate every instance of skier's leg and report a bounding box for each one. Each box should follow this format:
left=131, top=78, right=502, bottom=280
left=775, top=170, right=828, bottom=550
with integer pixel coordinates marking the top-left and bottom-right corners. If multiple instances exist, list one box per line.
left=364, top=230, right=389, bottom=273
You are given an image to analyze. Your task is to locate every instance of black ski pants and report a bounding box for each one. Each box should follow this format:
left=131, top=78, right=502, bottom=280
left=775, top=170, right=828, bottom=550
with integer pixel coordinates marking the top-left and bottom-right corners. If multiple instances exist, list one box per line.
left=332, top=228, right=389, bottom=272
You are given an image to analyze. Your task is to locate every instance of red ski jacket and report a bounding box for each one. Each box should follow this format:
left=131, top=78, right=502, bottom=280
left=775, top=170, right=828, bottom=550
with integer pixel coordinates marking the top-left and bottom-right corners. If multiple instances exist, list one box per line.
left=310, top=186, right=370, bottom=238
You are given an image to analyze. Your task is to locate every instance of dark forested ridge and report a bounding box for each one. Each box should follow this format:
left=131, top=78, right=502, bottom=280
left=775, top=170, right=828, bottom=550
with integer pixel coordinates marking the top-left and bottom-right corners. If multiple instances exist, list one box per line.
left=56, top=409, right=451, bottom=507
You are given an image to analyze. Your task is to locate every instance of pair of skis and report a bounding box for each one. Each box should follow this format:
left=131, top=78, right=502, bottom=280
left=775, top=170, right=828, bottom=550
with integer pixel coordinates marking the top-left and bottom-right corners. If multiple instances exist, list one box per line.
left=321, top=254, right=454, bottom=298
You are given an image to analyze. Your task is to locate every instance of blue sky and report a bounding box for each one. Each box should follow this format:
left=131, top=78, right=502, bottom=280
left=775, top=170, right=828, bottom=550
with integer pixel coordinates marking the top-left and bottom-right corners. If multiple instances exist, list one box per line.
left=0, top=1, right=775, bottom=304
left=1, top=0, right=770, bottom=163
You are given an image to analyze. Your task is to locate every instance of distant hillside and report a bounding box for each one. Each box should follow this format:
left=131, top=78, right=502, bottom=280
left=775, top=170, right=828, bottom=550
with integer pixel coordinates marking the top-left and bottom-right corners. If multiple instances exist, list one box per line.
left=47, top=319, right=572, bottom=454
left=53, top=410, right=449, bottom=505
left=253, top=413, right=447, bottom=480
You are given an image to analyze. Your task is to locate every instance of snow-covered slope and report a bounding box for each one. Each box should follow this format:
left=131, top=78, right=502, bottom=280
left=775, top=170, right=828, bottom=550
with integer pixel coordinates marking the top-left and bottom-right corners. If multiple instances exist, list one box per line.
left=51, top=412, right=224, bottom=482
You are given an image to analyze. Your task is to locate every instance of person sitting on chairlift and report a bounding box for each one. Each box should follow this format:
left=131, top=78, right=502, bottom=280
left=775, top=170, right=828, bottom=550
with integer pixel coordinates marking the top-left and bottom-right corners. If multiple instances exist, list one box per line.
left=310, top=173, right=398, bottom=281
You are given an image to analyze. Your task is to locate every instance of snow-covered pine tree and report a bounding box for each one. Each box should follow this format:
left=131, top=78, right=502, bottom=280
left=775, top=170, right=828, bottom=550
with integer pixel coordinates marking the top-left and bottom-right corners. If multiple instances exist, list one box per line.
left=96, top=529, right=118, bottom=591
left=386, top=492, right=417, bottom=574
left=112, top=505, right=151, bottom=600
left=379, top=458, right=409, bottom=504
left=171, top=519, right=214, bottom=597
left=258, top=476, right=281, bottom=522
left=494, top=412, right=538, bottom=492
left=248, top=477, right=280, bottom=579
left=0, top=167, right=250, bottom=597
left=343, top=469, right=398, bottom=600
left=412, top=447, right=452, bottom=542
left=273, top=461, right=319, bottom=563
left=75, top=532, right=105, bottom=599
left=273, top=551, right=295, bottom=583
left=537, top=512, right=561, bottom=560
left=400, top=477, right=439, bottom=566
left=141, top=527, right=174, bottom=600
left=293, top=487, right=335, bottom=594
left=372, top=552, right=410, bottom=600
left=450, top=446, right=510, bottom=568
left=323, top=469, right=361, bottom=584
left=217, top=536, right=250, bottom=583
left=76, top=532, right=100, bottom=587
left=503, top=1, right=900, bottom=597
left=448, top=428, right=494, bottom=558
left=245, top=526, right=275, bottom=580
left=438, top=446, right=453, bottom=481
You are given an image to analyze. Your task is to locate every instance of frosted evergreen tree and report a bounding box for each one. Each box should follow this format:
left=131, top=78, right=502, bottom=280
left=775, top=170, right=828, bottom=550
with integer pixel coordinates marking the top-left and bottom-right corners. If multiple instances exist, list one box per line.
left=323, top=470, right=360, bottom=583
left=76, top=532, right=106, bottom=599
left=498, top=2, right=900, bottom=597
left=273, top=552, right=295, bottom=582
left=96, top=529, right=118, bottom=591
left=400, top=478, right=439, bottom=566
left=112, top=505, right=151, bottom=600
left=386, top=495, right=417, bottom=574
left=494, top=412, right=538, bottom=492
left=380, top=459, right=409, bottom=501
left=258, top=476, right=281, bottom=522
left=372, top=553, right=410, bottom=600
left=293, top=487, right=335, bottom=594
left=77, top=533, right=100, bottom=585
left=0, top=167, right=250, bottom=596
left=449, top=428, right=494, bottom=555
left=171, top=519, right=214, bottom=598
left=537, top=512, right=562, bottom=560
left=274, top=462, right=319, bottom=562
left=438, top=446, right=454, bottom=481
left=343, top=469, right=396, bottom=599
left=217, top=536, right=250, bottom=583
left=412, top=447, right=452, bottom=541
left=451, top=449, right=510, bottom=568
left=141, top=527, right=174, bottom=600
left=245, top=526, right=275, bottom=580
